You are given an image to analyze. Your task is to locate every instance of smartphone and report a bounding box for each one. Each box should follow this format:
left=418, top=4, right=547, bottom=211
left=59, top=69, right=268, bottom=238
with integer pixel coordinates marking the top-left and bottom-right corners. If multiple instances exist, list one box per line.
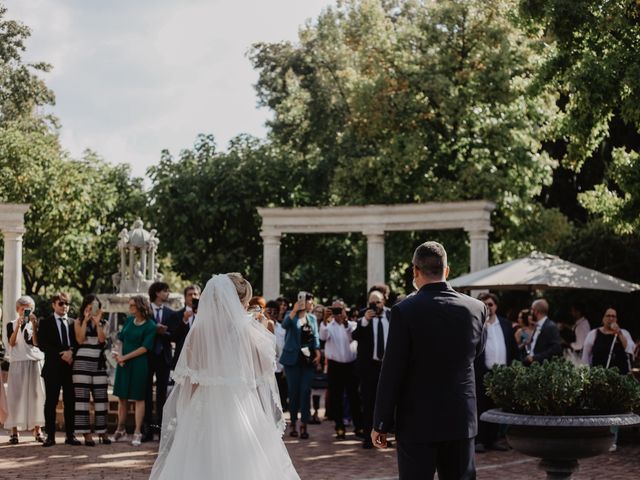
left=330, top=307, right=342, bottom=315
left=368, top=302, right=378, bottom=312
left=91, top=299, right=100, bottom=316
left=297, top=291, right=306, bottom=305
left=192, top=298, right=200, bottom=312
left=24, top=308, right=31, bottom=323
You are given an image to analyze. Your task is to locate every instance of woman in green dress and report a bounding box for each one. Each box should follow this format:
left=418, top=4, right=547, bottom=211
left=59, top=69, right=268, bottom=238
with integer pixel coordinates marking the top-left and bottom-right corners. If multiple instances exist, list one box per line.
left=110, top=295, right=156, bottom=446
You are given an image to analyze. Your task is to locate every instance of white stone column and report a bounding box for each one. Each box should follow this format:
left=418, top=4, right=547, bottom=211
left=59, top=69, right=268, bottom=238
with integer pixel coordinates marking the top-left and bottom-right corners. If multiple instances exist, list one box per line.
left=365, top=231, right=385, bottom=288
left=262, top=233, right=282, bottom=301
left=468, top=229, right=491, bottom=272
left=2, top=228, right=25, bottom=347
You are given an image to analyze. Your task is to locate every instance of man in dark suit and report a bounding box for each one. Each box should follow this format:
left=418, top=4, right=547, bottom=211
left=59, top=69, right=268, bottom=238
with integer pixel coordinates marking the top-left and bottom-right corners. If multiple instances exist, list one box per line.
left=524, top=298, right=562, bottom=365
left=352, top=284, right=391, bottom=449
left=38, top=292, right=81, bottom=446
left=171, top=284, right=201, bottom=369
left=144, top=281, right=178, bottom=441
left=373, top=242, right=487, bottom=480
left=474, top=293, right=518, bottom=453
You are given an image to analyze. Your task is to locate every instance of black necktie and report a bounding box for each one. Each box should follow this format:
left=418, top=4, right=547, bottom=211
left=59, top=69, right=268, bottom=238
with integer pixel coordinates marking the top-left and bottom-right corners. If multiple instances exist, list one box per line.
left=59, top=317, right=69, bottom=349
left=377, top=316, right=385, bottom=360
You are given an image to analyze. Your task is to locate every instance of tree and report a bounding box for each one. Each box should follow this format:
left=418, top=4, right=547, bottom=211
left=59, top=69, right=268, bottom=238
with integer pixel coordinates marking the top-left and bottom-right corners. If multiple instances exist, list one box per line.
left=250, top=0, right=572, bottom=287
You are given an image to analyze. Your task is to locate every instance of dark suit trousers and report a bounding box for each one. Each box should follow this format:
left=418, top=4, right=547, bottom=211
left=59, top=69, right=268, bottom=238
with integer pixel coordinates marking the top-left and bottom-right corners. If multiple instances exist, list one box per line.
left=327, top=360, right=363, bottom=430
left=44, top=369, right=75, bottom=438
left=397, top=438, right=476, bottom=480
left=360, top=360, right=382, bottom=437
left=476, top=382, right=498, bottom=447
left=145, top=352, right=170, bottom=427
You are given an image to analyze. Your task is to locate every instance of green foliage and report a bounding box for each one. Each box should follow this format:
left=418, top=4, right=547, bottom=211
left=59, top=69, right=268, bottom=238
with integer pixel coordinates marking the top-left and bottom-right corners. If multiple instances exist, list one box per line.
left=485, top=359, right=640, bottom=415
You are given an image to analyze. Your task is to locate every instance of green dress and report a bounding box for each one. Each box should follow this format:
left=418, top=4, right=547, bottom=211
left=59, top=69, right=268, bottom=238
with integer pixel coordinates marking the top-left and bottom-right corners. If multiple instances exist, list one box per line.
left=113, top=316, right=156, bottom=400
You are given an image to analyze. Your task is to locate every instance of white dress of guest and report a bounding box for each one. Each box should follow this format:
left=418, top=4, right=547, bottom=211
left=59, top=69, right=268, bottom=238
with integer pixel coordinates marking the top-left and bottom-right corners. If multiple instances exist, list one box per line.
left=571, top=316, right=591, bottom=353
left=5, top=318, right=46, bottom=430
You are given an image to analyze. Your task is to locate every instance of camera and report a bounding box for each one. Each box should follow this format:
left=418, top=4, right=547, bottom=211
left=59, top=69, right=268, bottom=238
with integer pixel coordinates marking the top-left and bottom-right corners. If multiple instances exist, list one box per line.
left=330, top=307, right=342, bottom=315
left=297, top=291, right=307, bottom=304
left=91, top=299, right=100, bottom=316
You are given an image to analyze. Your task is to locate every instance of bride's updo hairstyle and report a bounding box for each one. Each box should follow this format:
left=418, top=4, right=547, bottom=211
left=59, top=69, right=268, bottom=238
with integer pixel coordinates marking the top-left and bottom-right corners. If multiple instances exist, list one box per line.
left=227, top=272, right=253, bottom=307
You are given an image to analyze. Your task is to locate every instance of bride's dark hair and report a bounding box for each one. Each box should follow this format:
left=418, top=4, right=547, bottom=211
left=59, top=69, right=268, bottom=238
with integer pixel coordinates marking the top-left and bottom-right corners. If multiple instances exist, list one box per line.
left=227, top=273, right=253, bottom=306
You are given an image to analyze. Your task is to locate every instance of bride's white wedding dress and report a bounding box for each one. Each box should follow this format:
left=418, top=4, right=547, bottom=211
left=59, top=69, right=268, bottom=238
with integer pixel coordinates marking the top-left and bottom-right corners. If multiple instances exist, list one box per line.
left=150, top=275, right=300, bottom=480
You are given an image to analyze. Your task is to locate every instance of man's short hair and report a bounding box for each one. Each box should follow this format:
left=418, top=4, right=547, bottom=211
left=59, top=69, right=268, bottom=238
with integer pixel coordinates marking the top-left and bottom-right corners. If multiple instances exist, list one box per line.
left=478, top=292, right=498, bottom=305
left=183, top=284, right=201, bottom=297
left=148, top=282, right=170, bottom=302
left=51, top=292, right=71, bottom=304
left=368, top=283, right=390, bottom=301
left=532, top=298, right=549, bottom=316
left=412, top=241, right=447, bottom=278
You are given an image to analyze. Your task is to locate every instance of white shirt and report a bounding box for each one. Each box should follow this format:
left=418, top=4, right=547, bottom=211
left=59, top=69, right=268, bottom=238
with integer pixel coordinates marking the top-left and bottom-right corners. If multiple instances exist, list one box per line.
left=55, top=314, right=71, bottom=347
left=530, top=316, right=547, bottom=353
left=581, top=328, right=635, bottom=366
left=320, top=320, right=357, bottom=363
left=484, top=318, right=507, bottom=369
left=361, top=313, right=389, bottom=361
left=274, top=322, right=286, bottom=373
left=571, top=317, right=591, bottom=352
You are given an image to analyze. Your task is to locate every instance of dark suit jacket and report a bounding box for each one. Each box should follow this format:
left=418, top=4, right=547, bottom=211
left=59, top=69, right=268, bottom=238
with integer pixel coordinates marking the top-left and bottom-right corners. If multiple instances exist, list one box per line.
left=475, top=315, right=518, bottom=382
left=373, top=282, right=487, bottom=443
left=151, top=305, right=178, bottom=366
left=38, top=315, right=77, bottom=381
left=352, top=306, right=391, bottom=375
left=531, top=318, right=562, bottom=363
left=171, top=308, right=191, bottom=368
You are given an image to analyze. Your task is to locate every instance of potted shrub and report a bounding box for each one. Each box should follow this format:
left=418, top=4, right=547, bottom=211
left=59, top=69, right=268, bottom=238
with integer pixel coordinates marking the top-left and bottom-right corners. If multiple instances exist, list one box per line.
left=482, top=359, right=640, bottom=479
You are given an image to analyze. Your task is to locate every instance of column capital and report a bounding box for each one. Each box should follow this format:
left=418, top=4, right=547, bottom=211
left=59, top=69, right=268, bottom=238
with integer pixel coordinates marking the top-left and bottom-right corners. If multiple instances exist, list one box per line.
left=260, top=231, right=282, bottom=245
left=363, top=228, right=385, bottom=239
left=466, top=229, right=491, bottom=241
left=1, top=226, right=26, bottom=237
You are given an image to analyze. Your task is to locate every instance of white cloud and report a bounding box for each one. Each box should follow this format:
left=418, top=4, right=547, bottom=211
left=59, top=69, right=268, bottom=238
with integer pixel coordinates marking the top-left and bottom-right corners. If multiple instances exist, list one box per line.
left=4, top=0, right=335, bottom=179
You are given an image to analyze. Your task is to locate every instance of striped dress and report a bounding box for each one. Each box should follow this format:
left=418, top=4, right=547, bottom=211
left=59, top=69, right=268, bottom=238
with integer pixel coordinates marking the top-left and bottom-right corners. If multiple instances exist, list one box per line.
left=72, top=320, right=109, bottom=434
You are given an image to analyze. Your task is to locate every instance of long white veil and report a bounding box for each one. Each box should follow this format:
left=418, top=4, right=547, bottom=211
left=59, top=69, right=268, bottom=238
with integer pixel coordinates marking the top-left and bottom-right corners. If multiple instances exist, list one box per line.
left=151, top=274, right=285, bottom=479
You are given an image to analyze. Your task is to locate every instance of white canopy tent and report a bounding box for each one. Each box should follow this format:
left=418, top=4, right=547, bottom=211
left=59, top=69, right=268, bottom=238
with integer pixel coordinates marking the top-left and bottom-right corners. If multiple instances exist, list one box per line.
left=450, top=252, right=640, bottom=293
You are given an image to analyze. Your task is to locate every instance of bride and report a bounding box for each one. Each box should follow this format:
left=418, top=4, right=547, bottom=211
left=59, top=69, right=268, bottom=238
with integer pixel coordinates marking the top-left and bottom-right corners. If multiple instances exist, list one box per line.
left=150, top=273, right=300, bottom=479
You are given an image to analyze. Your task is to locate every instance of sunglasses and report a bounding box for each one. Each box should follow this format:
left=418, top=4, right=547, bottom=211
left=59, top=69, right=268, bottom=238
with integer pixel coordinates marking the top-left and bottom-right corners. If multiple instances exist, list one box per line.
left=57, top=301, right=70, bottom=307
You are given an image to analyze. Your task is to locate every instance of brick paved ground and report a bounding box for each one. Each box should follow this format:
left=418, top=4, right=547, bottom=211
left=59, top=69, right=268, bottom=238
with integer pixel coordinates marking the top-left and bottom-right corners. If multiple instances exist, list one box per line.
left=1, top=416, right=639, bottom=479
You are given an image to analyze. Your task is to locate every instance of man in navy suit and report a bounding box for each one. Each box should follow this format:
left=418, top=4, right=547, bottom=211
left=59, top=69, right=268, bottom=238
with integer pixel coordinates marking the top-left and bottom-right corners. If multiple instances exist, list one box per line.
left=524, top=298, right=562, bottom=365
left=144, top=281, right=177, bottom=441
left=372, top=241, right=487, bottom=480
left=474, top=292, right=518, bottom=453
left=171, top=284, right=201, bottom=369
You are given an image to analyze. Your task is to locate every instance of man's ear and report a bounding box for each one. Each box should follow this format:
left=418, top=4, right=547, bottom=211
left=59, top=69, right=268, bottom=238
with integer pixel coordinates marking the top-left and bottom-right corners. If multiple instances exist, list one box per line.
left=444, top=265, right=450, bottom=280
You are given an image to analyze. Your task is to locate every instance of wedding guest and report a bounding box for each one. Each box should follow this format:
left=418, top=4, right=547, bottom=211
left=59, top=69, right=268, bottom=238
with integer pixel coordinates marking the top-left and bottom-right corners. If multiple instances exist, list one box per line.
left=524, top=299, right=562, bottom=365
left=319, top=299, right=363, bottom=440
left=171, top=284, right=201, bottom=369
left=5, top=296, right=45, bottom=444
left=474, top=293, right=517, bottom=453
left=352, top=287, right=391, bottom=449
left=265, top=300, right=288, bottom=411
left=249, top=296, right=274, bottom=333
left=111, top=295, right=156, bottom=446
left=280, top=292, right=320, bottom=439
left=144, top=282, right=177, bottom=441
left=72, top=295, right=110, bottom=446
left=582, top=307, right=634, bottom=374
left=38, top=292, right=80, bottom=447
left=570, top=302, right=591, bottom=355
left=310, top=304, right=327, bottom=424
left=276, top=296, right=289, bottom=322
left=514, top=309, right=534, bottom=355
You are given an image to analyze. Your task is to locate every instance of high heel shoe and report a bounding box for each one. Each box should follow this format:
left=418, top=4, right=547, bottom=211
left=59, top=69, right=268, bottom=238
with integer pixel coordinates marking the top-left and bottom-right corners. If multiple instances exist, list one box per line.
left=99, top=434, right=112, bottom=445
left=131, top=433, right=142, bottom=446
left=110, top=429, right=127, bottom=443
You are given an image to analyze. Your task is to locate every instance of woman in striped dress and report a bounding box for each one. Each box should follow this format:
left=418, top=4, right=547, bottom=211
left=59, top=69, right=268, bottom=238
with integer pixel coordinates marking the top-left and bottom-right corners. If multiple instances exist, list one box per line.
left=73, top=294, right=110, bottom=446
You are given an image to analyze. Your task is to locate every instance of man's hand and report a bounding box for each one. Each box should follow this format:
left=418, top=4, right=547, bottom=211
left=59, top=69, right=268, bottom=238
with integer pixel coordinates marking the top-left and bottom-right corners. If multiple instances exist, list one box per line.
left=60, top=350, right=73, bottom=365
left=371, top=430, right=387, bottom=449
left=183, top=309, right=194, bottom=324
left=364, top=309, right=376, bottom=321
left=156, top=323, right=168, bottom=334
left=525, top=355, right=534, bottom=365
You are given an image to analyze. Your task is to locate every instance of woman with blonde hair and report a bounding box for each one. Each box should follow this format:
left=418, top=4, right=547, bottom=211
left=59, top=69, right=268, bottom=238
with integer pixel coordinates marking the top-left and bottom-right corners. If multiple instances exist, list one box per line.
left=150, top=273, right=299, bottom=479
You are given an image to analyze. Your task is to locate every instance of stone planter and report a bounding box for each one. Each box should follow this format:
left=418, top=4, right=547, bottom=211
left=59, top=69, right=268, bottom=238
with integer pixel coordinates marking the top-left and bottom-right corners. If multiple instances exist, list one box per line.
left=480, top=409, right=640, bottom=480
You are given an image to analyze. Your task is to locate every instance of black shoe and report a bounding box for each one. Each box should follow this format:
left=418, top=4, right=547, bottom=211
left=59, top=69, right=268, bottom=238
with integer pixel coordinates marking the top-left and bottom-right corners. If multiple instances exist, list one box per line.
left=335, top=428, right=346, bottom=440
left=42, top=437, right=56, bottom=447
left=363, top=440, right=374, bottom=449
left=354, top=428, right=366, bottom=439
left=300, top=424, right=309, bottom=440
left=65, top=436, right=81, bottom=446
left=488, top=442, right=509, bottom=451
left=475, top=442, right=486, bottom=453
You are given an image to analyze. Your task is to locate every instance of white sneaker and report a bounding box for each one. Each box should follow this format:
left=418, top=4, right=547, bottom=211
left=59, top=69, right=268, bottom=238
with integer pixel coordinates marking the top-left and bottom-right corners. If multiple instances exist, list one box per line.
left=609, top=443, right=617, bottom=452
left=131, top=433, right=142, bottom=446
left=110, top=430, right=128, bottom=443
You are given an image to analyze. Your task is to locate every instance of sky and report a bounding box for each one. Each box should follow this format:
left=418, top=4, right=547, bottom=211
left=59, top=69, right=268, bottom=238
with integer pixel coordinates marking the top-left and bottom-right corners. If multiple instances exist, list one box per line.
left=5, top=0, right=335, bottom=179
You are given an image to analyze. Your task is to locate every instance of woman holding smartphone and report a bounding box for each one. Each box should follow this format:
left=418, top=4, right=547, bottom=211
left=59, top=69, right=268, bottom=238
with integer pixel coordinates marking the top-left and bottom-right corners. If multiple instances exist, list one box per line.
left=5, top=296, right=45, bottom=444
left=73, top=294, right=110, bottom=446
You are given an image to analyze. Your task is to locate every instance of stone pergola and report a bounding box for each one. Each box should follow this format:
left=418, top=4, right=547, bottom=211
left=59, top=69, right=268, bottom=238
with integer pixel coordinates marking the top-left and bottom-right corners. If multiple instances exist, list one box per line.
left=0, top=203, right=29, bottom=347
left=258, top=201, right=495, bottom=300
